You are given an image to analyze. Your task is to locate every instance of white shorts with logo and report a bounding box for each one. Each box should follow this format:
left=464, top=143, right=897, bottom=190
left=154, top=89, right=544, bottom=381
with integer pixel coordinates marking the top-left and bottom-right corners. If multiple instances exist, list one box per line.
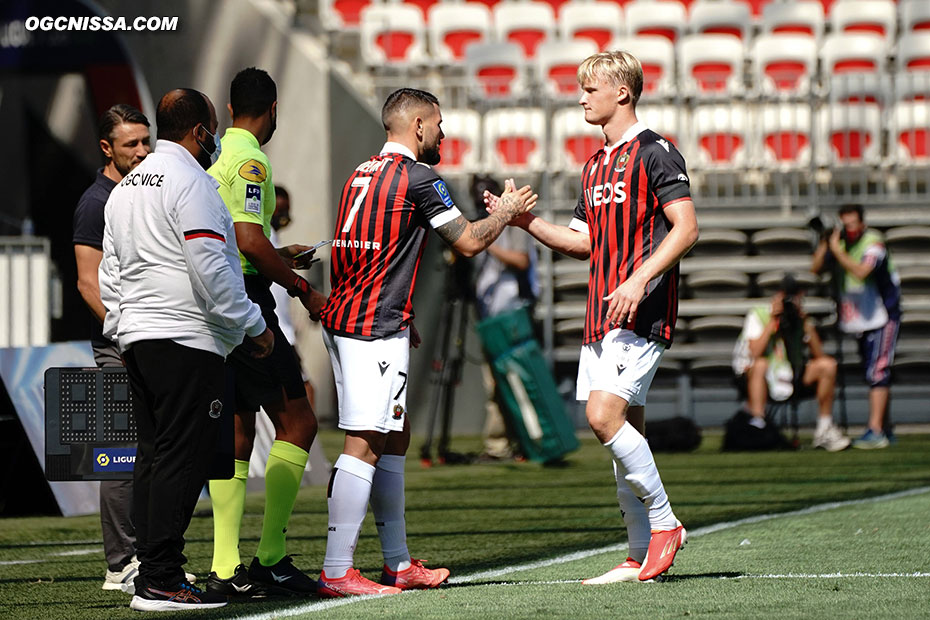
left=576, top=328, right=665, bottom=405
left=322, top=327, right=409, bottom=433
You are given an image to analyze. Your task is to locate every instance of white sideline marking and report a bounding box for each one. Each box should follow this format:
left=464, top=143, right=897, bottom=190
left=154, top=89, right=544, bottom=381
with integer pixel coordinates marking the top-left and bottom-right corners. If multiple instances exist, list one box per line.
left=51, top=548, right=101, bottom=557
left=232, top=486, right=930, bottom=620
left=724, top=572, right=930, bottom=579
left=0, top=560, right=42, bottom=566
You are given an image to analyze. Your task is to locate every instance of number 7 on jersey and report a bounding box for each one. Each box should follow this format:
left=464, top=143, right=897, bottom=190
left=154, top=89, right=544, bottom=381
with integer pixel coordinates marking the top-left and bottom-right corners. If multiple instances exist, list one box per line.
left=341, top=176, right=372, bottom=233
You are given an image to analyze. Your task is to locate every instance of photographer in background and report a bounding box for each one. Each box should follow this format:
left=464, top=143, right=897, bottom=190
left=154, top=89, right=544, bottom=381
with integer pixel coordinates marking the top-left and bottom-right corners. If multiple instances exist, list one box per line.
left=733, top=275, right=849, bottom=451
left=812, top=204, right=901, bottom=449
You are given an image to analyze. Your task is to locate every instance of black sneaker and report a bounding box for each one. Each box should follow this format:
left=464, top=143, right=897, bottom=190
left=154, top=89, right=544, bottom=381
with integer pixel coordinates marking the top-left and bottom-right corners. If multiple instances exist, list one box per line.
left=129, top=580, right=227, bottom=611
left=248, top=555, right=316, bottom=596
left=206, top=564, right=268, bottom=598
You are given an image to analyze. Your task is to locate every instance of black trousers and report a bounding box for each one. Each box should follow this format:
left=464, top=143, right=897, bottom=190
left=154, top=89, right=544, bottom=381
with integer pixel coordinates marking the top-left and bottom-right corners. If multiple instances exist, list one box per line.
left=123, top=339, right=224, bottom=587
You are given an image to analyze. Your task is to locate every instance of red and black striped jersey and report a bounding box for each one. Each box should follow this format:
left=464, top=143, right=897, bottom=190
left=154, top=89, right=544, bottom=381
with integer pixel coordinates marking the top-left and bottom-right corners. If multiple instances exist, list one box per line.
left=321, top=143, right=461, bottom=339
left=569, top=122, right=692, bottom=347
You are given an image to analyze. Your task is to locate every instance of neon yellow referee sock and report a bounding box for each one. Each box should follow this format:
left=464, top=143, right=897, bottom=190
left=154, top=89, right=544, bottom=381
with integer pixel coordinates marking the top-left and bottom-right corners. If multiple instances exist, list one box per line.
left=209, top=459, right=250, bottom=579
left=255, top=440, right=308, bottom=567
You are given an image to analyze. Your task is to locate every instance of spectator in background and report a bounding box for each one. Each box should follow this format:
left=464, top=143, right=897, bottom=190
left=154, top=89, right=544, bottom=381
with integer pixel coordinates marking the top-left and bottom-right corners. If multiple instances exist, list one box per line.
left=72, top=103, right=151, bottom=594
left=812, top=204, right=902, bottom=449
left=99, top=88, right=273, bottom=611
left=732, top=274, right=849, bottom=451
left=471, top=175, right=535, bottom=460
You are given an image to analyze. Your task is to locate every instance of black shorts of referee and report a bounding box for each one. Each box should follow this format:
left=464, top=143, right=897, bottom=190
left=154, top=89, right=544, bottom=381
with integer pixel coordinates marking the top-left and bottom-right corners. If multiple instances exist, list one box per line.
left=227, top=274, right=306, bottom=411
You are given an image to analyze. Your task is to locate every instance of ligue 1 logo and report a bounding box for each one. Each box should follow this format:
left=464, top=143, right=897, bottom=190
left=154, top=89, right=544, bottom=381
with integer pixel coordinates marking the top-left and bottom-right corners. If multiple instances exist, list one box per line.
left=97, top=453, right=110, bottom=467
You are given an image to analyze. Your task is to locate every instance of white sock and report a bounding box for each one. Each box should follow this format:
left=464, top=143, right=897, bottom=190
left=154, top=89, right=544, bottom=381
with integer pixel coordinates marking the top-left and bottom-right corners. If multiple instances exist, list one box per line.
left=816, top=416, right=832, bottom=433
left=370, top=454, right=410, bottom=572
left=749, top=416, right=766, bottom=429
left=604, top=423, right=678, bottom=531
left=323, top=455, right=375, bottom=579
left=613, top=460, right=650, bottom=563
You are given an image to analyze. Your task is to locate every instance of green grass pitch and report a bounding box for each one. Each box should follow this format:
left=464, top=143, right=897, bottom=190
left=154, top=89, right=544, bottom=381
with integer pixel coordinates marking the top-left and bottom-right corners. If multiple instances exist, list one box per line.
left=1, top=431, right=928, bottom=619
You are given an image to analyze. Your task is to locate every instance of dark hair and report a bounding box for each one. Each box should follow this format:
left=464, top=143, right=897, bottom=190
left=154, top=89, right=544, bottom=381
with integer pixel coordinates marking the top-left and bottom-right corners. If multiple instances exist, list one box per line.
left=98, top=103, right=149, bottom=143
left=274, top=185, right=289, bottom=200
left=381, top=88, right=439, bottom=131
left=838, top=204, right=864, bottom=221
left=779, top=273, right=802, bottom=296
left=230, top=67, right=277, bottom=118
left=156, top=89, right=210, bottom=142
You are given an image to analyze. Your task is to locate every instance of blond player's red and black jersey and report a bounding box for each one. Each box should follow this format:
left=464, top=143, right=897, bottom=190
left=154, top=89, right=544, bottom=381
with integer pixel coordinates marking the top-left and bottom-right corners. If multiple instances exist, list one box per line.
left=569, top=122, right=691, bottom=347
left=321, top=142, right=461, bottom=340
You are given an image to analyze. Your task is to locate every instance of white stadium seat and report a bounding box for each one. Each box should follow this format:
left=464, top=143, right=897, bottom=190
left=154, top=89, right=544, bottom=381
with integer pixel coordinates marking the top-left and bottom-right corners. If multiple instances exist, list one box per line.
left=550, top=106, right=605, bottom=171
left=609, top=35, right=677, bottom=99
left=891, top=100, right=930, bottom=164
left=436, top=109, right=482, bottom=173
left=759, top=103, right=813, bottom=168
left=688, top=0, right=752, bottom=41
left=359, top=4, right=427, bottom=67
left=559, top=1, right=624, bottom=51
left=761, top=0, right=825, bottom=39
left=691, top=103, right=751, bottom=168
left=817, top=102, right=883, bottom=166
left=464, top=41, right=528, bottom=98
left=535, top=39, right=599, bottom=98
left=625, top=0, right=688, bottom=43
left=492, top=1, right=556, bottom=58
left=483, top=107, right=548, bottom=172
left=428, top=2, right=492, bottom=63
left=678, top=34, right=746, bottom=98
left=830, top=0, right=896, bottom=45
left=752, top=34, right=818, bottom=97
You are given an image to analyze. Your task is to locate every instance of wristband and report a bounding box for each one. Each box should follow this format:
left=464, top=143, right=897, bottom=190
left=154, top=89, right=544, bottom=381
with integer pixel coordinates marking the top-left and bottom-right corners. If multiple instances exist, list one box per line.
left=287, top=275, right=310, bottom=298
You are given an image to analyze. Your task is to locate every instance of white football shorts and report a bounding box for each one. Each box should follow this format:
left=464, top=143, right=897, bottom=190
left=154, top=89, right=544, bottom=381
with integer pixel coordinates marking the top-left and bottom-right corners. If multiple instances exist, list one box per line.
left=576, top=328, right=665, bottom=405
left=322, top=327, right=410, bottom=433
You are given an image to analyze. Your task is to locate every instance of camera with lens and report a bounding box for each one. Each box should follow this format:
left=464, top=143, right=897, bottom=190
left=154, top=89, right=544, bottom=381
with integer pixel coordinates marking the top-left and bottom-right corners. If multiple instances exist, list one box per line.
left=808, top=214, right=847, bottom=243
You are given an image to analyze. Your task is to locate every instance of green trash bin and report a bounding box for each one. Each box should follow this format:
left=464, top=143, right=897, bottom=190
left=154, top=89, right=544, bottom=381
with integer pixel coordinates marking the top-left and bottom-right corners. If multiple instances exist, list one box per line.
left=476, top=308, right=579, bottom=463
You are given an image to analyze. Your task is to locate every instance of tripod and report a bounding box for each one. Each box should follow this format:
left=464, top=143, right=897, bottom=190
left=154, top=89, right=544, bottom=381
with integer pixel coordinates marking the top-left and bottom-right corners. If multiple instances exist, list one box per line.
left=420, top=252, right=473, bottom=466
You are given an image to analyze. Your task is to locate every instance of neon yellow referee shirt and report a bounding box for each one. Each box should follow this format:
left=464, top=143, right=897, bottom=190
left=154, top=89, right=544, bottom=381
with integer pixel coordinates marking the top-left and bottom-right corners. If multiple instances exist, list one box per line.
left=208, top=127, right=275, bottom=275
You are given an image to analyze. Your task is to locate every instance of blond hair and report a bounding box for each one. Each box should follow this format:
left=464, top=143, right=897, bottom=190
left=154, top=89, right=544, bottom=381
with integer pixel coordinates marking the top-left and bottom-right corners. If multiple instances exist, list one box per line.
left=576, top=51, right=644, bottom=107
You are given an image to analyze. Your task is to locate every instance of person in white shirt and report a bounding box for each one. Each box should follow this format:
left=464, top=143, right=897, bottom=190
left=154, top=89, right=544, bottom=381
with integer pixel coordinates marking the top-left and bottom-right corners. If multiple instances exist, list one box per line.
left=98, top=88, right=273, bottom=612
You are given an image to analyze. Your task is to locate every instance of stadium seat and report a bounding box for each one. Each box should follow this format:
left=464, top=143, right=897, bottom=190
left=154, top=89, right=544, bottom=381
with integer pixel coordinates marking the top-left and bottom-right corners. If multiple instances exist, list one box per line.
left=739, top=0, right=773, bottom=19
left=685, top=228, right=747, bottom=256
left=493, top=1, right=556, bottom=57
left=435, top=108, right=482, bottom=173
left=324, top=0, right=377, bottom=28
left=687, top=271, right=751, bottom=298
left=359, top=4, right=427, bottom=66
left=688, top=0, right=752, bottom=41
left=902, top=0, right=930, bottom=34
left=891, top=101, right=930, bottom=164
left=535, top=40, right=599, bottom=97
left=609, top=35, right=677, bottom=98
left=559, top=1, right=624, bottom=50
left=483, top=107, right=547, bottom=171
left=829, top=0, right=896, bottom=45
left=637, top=104, right=683, bottom=147
left=756, top=270, right=819, bottom=296
left=678, top=34, right=746, bottom=98
left=751, top=34, right=818, bottom=96
left=428, top=2, right=492, bottom=63
left=898, top=266, right=930, bottom=296
left=751, top=228, right=813, bottom=255
left=403, top=0, right=441, bottom=19
left=884, top=225, right=930, bottom=253
left=465, top=41, right=527, bottom=98
left=691, top=104, right=750, bottom=168
left=818, top=102, right=882, bottom=166
left=625, top=0, right=687, bottom=43
left=897, top=32, right=930, bottom=72
left=687, top=314, right=746, bottom=343
left=550, top=106, right=605, bottom=171
left=759, top=103, right=813, bottom=168
left=761, top=0, right=824, bottom=39
left=536, top=0, right=574, bottom=17
left=820, top=33, right=888, bottom=103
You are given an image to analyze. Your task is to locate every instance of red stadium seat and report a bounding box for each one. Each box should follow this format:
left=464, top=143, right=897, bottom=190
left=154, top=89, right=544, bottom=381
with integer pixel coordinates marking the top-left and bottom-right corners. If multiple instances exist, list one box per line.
left=493, top=1, right=556, bottom=57
left=559, top=1, right=624, bottom=51
left=761, top=0, right=824, bottom=39
left=830, top=0, right=896, bottom=45
left=898, top=32, right=930, bottom=72
left=818, top=102, right=882, bottom=165
left=484, top=108, right=547, bottom=171
left=637, top=104, right=683, bottom=148
left=689, top=0, right=752, bottom=41
left=465, top=42, right=527, bottom=98
left=435, top=109, right=482, bottom=173
left=428, top=2, right=492, bottom=63
left=760, top=103, right=813, bottom=167
left=820, top=33, right=888, bottom=103
left=891, top=101, right=930, bottom=163
left=902, top=0, right=930, bottom=34
left=550, top=106, right=604, bottom=171
left=360, top=4, right=427, bottom=66
left=752, top=34, right=817, bottom=96
left=536, top=40, right=599, bottom=97
left=692, top=104, right=750, bottom=167
left=626, top=0, right=687, bottom=43
left=328, top=0, right=374, bottom=28
left=609, top=35, right=677, bottom=98
left=679, top=34, right=745, bottom=97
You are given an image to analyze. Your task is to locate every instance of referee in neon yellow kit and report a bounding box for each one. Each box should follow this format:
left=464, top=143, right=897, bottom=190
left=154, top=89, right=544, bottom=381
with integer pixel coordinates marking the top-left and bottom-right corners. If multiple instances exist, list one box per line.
left=206, top=67, right=324, bottom=597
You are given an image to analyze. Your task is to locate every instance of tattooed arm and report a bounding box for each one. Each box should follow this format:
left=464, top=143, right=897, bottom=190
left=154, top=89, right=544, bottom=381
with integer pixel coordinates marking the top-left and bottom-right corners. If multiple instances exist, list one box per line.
left=434, top=180, right=537, bottom=258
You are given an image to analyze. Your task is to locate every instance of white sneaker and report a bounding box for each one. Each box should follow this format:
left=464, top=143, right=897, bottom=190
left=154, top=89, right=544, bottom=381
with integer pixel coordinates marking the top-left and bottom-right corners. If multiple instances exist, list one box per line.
left=103, top=556, right=196, bottom=594
left=581, top=558, right=642, bottom=584
left=813, top=424, right=850, bottom=452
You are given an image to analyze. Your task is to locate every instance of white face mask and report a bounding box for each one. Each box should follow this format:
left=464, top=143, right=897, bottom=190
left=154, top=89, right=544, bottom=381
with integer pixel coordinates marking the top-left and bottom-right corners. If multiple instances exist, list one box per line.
left=199, top=127, right=222, bottom=166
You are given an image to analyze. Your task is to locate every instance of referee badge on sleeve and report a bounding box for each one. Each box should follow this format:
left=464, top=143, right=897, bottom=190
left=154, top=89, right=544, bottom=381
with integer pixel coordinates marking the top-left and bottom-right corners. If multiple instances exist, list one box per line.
left=245, top=184, right=262, bottom=214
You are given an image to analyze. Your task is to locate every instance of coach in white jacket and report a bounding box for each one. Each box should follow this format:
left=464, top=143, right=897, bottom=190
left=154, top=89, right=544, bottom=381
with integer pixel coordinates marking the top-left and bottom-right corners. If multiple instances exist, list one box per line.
left=99, top=89, right=273, bottom=612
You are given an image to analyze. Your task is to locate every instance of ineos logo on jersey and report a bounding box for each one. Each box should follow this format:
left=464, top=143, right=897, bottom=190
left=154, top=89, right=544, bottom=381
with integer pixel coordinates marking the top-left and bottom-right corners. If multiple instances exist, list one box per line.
left=586, top=181, right=627, bottom=207
left=120, top=172, right=164, bottom=187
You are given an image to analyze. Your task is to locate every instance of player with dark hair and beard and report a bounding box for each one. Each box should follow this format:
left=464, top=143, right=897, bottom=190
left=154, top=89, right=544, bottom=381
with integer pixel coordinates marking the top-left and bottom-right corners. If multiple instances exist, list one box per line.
left=316, top=87, right=538, bottom=597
